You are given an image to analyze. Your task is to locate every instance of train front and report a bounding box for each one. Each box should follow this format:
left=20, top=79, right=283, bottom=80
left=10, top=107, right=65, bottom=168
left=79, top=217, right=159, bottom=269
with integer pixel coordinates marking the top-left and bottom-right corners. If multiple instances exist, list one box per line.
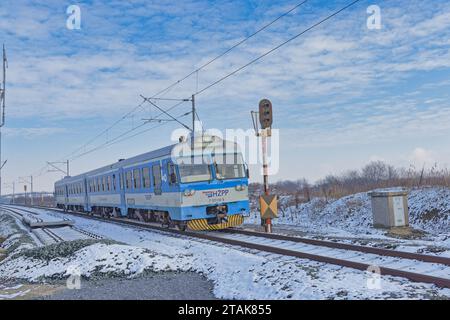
left=173, top=135, right=250, bottom=231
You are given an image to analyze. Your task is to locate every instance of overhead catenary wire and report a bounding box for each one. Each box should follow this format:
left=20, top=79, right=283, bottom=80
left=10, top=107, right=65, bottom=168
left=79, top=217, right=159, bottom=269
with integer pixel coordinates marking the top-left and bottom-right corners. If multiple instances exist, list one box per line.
left=59, top=0, right=310, bottom=162
left=61, top=0, right=363, bottom=163
left=62, top=99, right=148, bottom=160
left=194, top=0, right=363, bottom=96
left=40, top=0, right=362, bottom=178
left=148, top=0, right=310, bottom=99
left=68, top=101, right=190, bottom=161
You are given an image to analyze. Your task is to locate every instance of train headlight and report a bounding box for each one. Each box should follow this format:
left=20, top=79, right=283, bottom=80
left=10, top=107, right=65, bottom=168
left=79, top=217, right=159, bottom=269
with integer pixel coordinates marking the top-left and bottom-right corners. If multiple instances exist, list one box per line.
left=235, top=185, right=246, bottom=191
left=184, top=189, right=195, bottom=196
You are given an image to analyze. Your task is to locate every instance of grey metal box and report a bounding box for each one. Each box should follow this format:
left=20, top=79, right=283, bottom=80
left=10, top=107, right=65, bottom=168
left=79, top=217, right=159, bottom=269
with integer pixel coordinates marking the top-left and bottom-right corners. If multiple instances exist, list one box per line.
left=368, top=190, right=409, bottom=228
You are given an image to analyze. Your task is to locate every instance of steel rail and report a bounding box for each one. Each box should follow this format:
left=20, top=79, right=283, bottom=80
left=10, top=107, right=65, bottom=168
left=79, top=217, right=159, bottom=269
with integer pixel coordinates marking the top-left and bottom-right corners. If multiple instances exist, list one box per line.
left=4, top=205, right=450, bottom=289
left=41, top=228, right=65, bottom=243
left=222, top=228, right=450, bottom=266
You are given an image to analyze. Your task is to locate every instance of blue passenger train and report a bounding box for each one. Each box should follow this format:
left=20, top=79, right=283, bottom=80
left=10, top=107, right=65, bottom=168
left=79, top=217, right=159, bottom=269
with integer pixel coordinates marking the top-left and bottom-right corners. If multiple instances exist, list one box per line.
left=54, top=135, right=250, bottom=230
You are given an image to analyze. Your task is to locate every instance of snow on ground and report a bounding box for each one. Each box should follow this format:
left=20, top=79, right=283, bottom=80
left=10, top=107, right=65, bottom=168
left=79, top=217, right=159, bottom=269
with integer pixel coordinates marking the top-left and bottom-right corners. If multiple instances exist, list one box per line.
left=0, top=214, right=36, bottom=255
left=246, top=187, right=450, bottom=247
left=1, top=209, right=449, bottom=300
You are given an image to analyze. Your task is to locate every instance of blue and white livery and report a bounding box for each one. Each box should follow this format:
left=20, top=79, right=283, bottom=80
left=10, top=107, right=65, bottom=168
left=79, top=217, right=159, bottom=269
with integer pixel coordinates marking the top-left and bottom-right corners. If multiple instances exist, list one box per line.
left=54, top=135, right=250, bottom=230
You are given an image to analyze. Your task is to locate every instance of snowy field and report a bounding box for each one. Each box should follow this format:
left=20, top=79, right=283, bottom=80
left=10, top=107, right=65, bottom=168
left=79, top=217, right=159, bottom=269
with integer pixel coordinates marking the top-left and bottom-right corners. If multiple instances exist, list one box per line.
left=245, top=187, right=450, bottom=255
left=1, top=201, right=450, bottom=300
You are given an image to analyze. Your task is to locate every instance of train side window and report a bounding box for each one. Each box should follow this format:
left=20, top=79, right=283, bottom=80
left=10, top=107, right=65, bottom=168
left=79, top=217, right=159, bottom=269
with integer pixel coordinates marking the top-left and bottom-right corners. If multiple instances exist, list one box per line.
left=112, top=175, right=116, bottom=191
left=152, top=164, right=161, bottom=188
left=126, top=171, right=132, bottom=190
left=97, top=178, right=101, bottom=192
left=119, top=173, right=124, bottom=190
left=133, top=169, right=141, bottom=189
left=107, top=176, right=111, bottom=191
left=167, top=163, right=178, bottom=185
left=102, top=177, right=106, bottom=191
left=142, top=167, right=150, bottom=188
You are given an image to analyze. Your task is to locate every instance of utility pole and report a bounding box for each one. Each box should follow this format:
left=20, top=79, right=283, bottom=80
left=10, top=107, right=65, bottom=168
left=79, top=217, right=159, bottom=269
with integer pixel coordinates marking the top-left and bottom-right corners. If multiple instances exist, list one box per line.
left=47, top=160, right=70, bottom=177
left=19, top=175, right=33, bottom=206
left=3, top=181, right=14, bottom=204
left=191, top=94, right=195, bottom=151
left=0, top=45, right=7, bottom=199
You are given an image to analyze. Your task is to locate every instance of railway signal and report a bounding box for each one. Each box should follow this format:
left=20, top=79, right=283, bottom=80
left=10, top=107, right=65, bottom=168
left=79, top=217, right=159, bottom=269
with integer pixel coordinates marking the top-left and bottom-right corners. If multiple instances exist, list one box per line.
left=259, top=99, right=273, bottom=129
left=251, top=98, right=277, bottom=233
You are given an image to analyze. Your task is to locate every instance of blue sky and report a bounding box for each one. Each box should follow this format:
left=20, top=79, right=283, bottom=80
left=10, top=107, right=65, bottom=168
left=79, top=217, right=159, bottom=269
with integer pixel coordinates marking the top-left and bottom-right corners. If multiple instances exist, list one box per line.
left=1, top=0, right=450, bottom=192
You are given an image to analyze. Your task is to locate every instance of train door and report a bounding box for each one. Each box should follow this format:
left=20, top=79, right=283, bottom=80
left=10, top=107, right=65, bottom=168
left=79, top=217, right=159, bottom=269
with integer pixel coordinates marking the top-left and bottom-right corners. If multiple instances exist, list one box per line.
left=164, top=159, right=179, bottom=192
left=64, top=185, right=68, bottom=211
left=118, top=168, right=126, bottom=216
left=83, top=177, right=89, bottom=212
left=152, top=162, right=162, bottom=196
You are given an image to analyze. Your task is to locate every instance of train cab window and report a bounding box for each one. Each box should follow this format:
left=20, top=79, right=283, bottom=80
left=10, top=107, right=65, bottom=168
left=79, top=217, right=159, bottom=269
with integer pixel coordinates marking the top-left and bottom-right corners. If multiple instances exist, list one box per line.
left=152, top=164, right=161, bottom=188
left=142, top=168, right=151, bottom=188
left=126, top=171, right=132, bottom=190
left=167, top=163, right=178, bottom=185
left=176, top=156, right=212, bottom=183
left=213, top=153, right=246, bottom=180
left=133, top=169, right=141, bottom=189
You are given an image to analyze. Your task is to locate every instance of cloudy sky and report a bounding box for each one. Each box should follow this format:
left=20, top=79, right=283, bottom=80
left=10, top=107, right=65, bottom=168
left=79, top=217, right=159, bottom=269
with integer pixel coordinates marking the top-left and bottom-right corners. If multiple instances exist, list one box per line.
left=1, top=0, right=450, bottom=192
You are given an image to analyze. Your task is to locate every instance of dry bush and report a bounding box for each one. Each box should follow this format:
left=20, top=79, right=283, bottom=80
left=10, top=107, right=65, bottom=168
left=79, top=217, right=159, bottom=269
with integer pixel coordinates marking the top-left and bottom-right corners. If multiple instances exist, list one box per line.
left=251, top=161, right=450, bottom=203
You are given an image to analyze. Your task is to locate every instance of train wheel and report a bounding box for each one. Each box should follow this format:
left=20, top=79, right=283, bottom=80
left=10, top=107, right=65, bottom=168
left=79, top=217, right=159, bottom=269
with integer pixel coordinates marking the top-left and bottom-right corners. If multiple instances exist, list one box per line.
left=177, top=222, right=187, bottom=232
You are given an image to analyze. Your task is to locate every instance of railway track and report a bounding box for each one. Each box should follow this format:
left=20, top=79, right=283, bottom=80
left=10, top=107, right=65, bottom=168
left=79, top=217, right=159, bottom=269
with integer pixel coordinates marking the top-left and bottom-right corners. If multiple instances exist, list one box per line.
left=0, top=206, right=101, bottom=245
left=2, top=204, right=450, bottom=289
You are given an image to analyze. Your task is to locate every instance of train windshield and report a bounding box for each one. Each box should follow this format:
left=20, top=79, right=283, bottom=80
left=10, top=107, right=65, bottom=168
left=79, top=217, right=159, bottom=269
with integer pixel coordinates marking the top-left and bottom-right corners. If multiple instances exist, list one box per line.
left=213, top=153, right=246, bottom=180
left=177, top=156, right=212, bottom=183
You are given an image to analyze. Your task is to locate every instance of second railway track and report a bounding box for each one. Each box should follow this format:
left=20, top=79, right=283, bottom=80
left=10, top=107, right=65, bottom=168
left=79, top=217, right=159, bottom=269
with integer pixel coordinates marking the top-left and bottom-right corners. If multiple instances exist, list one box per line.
left=2, top=204, right=450, bottom=289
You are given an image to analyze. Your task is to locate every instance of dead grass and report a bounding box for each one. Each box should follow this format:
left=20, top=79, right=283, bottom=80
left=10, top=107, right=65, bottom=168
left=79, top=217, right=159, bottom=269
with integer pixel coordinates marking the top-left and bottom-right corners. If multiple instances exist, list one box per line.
left=0, top=236, right=6, bottom=262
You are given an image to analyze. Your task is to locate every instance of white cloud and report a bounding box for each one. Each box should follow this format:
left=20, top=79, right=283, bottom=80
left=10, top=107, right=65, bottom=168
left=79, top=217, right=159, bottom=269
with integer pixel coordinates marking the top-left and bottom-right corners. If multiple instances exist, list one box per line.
left=3, top=127, right=66, bottom=139
left=410, top=147, right=435, bottom=166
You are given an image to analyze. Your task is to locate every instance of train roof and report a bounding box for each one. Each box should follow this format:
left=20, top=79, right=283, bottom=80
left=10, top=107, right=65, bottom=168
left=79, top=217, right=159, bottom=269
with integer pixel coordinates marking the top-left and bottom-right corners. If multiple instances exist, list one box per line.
left=55, top=135, right=241, bottom=186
